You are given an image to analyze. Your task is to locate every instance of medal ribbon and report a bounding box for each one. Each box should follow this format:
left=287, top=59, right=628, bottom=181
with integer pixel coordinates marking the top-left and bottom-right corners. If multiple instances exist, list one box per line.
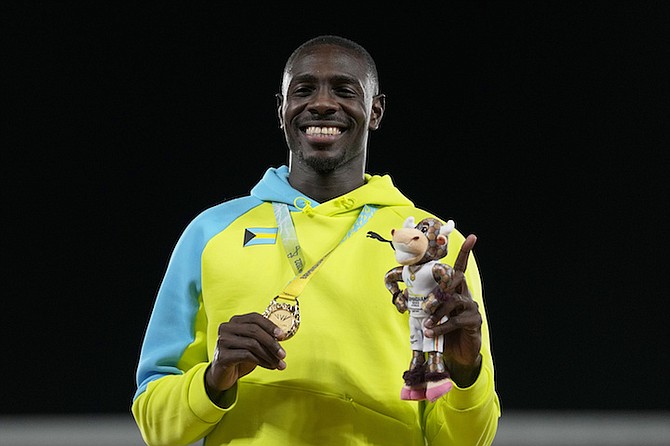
left=271, top=201, right=378, bottom=301
left=272, top=200, right=305, bottom=275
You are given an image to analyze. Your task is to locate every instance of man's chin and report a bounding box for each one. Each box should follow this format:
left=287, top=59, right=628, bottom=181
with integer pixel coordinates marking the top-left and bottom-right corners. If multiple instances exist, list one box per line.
left=299, top=152, right=344, bottom=174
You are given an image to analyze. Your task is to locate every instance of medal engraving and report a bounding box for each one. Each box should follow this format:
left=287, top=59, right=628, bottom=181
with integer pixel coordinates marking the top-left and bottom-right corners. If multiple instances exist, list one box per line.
left=263, top=297, right=300, bottom=340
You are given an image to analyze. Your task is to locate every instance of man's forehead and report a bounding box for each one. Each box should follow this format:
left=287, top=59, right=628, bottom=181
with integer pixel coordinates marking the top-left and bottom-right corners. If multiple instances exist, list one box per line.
left=284, top=45, right=371, bottom=87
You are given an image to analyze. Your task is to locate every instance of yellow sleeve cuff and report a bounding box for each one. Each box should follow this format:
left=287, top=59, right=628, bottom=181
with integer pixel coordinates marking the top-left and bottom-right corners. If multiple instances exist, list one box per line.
left=446, top=364, right=495, bottom=411
left=187, top=363, right=237, bottom=423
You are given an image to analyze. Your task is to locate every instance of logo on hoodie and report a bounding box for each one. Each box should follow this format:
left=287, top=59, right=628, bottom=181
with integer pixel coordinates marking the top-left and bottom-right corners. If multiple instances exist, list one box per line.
left=243, top=227, right=278, bottom=247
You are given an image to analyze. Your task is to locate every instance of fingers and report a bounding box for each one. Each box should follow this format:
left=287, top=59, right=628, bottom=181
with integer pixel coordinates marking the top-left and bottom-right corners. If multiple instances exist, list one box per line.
left=425, top=308, right=482, bottom=338
left=453, top=234, right=477, bottom=273
left=424, top=295, right=481, bottom=337
left=214, top=313, right=287, bottom=371
left=228, top=312, right=287, bottom=342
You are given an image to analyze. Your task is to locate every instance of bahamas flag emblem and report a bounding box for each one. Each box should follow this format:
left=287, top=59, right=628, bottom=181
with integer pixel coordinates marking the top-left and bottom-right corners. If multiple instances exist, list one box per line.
left=243, top=227, right=278, bottom=247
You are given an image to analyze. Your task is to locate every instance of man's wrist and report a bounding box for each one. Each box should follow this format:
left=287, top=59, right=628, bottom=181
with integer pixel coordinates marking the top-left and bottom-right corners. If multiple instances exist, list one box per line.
left=205, top=365, right=236, bottom=408
left=446, top=354, right=482, bottom=388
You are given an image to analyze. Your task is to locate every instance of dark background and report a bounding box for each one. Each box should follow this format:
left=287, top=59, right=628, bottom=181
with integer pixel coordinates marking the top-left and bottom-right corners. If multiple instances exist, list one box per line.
left=4, top=2, right=668, bottom=415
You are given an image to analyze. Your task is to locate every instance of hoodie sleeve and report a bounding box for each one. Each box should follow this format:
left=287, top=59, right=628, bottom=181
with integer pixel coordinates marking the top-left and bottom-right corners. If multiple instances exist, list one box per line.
left=131, top=197, right=260, bottom=445
left=421, top=234, right=501, bottom=445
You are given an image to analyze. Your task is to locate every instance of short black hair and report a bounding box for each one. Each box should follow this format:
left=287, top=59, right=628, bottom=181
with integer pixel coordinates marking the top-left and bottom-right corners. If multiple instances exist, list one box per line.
left=282, top=35, right=380, bottom=95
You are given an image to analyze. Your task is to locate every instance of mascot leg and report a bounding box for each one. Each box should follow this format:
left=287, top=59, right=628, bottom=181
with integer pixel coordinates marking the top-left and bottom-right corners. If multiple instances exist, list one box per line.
left=425, top=352, right=453, bottom=402
left=401, top=351, right=427, bottom=400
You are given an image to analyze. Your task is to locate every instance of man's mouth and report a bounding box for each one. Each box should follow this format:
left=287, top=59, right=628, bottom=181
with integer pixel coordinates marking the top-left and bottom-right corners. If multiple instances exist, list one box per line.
left=303, top=126, right=343, bottom=136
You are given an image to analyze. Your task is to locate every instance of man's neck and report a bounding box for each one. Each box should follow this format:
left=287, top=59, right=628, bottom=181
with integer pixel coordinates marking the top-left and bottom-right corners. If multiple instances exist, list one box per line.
left=288, top=166, right=365, bottom=203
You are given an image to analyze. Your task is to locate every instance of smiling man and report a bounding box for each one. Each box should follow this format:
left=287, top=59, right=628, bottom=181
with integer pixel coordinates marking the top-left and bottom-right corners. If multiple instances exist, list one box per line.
left=277, top=39, right=385, bottom=203
left=132, top=35, right=500, bottom=446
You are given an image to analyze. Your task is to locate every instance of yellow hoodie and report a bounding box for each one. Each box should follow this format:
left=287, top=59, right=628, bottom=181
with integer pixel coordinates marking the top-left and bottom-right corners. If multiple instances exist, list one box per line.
left=132, top=165, right=501, bottom=445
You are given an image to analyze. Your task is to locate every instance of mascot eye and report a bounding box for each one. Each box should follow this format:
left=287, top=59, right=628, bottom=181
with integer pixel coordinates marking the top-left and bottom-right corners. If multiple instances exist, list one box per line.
left=420, top=226, right=428, bottom=233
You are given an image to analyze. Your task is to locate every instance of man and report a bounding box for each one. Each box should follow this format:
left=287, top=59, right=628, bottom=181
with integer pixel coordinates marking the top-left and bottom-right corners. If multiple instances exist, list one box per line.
left=132, top=35, right=500, bottom=445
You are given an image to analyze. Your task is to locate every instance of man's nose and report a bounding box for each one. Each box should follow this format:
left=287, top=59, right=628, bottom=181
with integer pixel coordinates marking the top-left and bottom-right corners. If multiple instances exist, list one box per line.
left=308, top=88, right=338, bottom=115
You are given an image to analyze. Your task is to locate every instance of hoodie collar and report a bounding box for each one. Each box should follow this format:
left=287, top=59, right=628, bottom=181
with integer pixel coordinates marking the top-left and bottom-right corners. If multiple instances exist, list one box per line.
left=250, top=165, right=413, bottom=215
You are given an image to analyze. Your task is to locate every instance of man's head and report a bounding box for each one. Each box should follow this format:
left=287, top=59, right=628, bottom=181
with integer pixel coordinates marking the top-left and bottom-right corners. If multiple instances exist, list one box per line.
left=277, top=35, right=385, bottom=175
left=281, top=36, right=381, bottom=97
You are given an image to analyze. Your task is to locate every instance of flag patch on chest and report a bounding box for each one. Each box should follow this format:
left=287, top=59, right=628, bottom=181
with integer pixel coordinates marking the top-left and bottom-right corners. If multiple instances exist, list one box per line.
left=243, top=227, right=278, bottom=246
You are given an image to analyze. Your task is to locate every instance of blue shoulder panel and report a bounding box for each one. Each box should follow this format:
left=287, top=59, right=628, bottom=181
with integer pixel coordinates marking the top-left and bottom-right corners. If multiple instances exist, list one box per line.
left=134, top=196, right=263, bottom=399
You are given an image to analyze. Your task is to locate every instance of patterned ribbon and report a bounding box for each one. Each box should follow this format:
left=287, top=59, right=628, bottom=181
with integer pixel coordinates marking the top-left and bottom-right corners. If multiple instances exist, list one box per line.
left=272, top=201, right=378, bottom=300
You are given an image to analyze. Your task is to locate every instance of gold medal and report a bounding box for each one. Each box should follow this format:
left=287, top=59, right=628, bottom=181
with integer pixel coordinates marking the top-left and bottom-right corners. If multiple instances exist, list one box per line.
left=262, top=297, right=300, bottom=340
left=267, top=204, right=376, bottom=342
left=409, top=265, right=420, bottom=281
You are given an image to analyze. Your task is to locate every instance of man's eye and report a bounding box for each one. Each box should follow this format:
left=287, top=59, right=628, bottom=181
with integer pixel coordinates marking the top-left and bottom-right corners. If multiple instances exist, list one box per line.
left=338, top=90, right=357, bottom=98
left=292, top=87, right=312, bottom=96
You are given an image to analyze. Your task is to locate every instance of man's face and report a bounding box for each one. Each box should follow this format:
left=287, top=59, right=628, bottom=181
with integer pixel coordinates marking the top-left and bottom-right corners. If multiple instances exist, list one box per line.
left=277, top=44, right=383, bottom=174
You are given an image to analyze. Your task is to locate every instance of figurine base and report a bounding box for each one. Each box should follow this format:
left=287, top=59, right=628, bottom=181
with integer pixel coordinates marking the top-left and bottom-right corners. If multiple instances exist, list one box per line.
left=425, top=378, right=453, bottom=402
left=400, top=385, right=427, bottom=401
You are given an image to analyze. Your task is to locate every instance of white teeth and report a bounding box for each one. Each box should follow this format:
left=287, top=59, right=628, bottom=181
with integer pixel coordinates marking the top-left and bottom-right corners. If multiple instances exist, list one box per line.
left=305, top=126, right=341, bottom=135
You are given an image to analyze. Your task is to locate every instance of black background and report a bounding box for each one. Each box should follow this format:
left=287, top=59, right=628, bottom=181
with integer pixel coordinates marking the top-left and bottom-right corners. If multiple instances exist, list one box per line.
left=4, top=2, right=668, bottom=414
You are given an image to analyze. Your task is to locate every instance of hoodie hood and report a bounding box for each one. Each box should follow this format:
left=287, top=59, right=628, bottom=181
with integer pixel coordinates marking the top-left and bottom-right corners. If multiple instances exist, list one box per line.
left=250, top=165, right=413, bottom=216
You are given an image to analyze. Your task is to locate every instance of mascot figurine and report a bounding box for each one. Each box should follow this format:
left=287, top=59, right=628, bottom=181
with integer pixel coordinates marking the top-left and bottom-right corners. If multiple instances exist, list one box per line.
left=382, top=216, right=457, bottom=402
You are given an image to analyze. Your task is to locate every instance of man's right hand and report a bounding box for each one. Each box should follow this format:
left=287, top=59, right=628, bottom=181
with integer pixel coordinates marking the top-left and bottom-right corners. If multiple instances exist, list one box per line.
left=205, top=313, right=286, bottom=403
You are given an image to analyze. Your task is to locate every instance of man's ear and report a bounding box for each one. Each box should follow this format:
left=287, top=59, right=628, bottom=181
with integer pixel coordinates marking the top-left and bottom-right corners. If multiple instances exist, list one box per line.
left=369, top=93, right=386, bottom=131
left=276, top=93, right=284, bottom=128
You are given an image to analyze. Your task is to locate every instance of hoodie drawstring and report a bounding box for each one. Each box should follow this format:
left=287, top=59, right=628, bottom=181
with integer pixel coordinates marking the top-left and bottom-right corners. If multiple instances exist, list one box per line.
left=335, top=196, right=355, bottom=209
left=294, top=197, right=315, bottom=217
